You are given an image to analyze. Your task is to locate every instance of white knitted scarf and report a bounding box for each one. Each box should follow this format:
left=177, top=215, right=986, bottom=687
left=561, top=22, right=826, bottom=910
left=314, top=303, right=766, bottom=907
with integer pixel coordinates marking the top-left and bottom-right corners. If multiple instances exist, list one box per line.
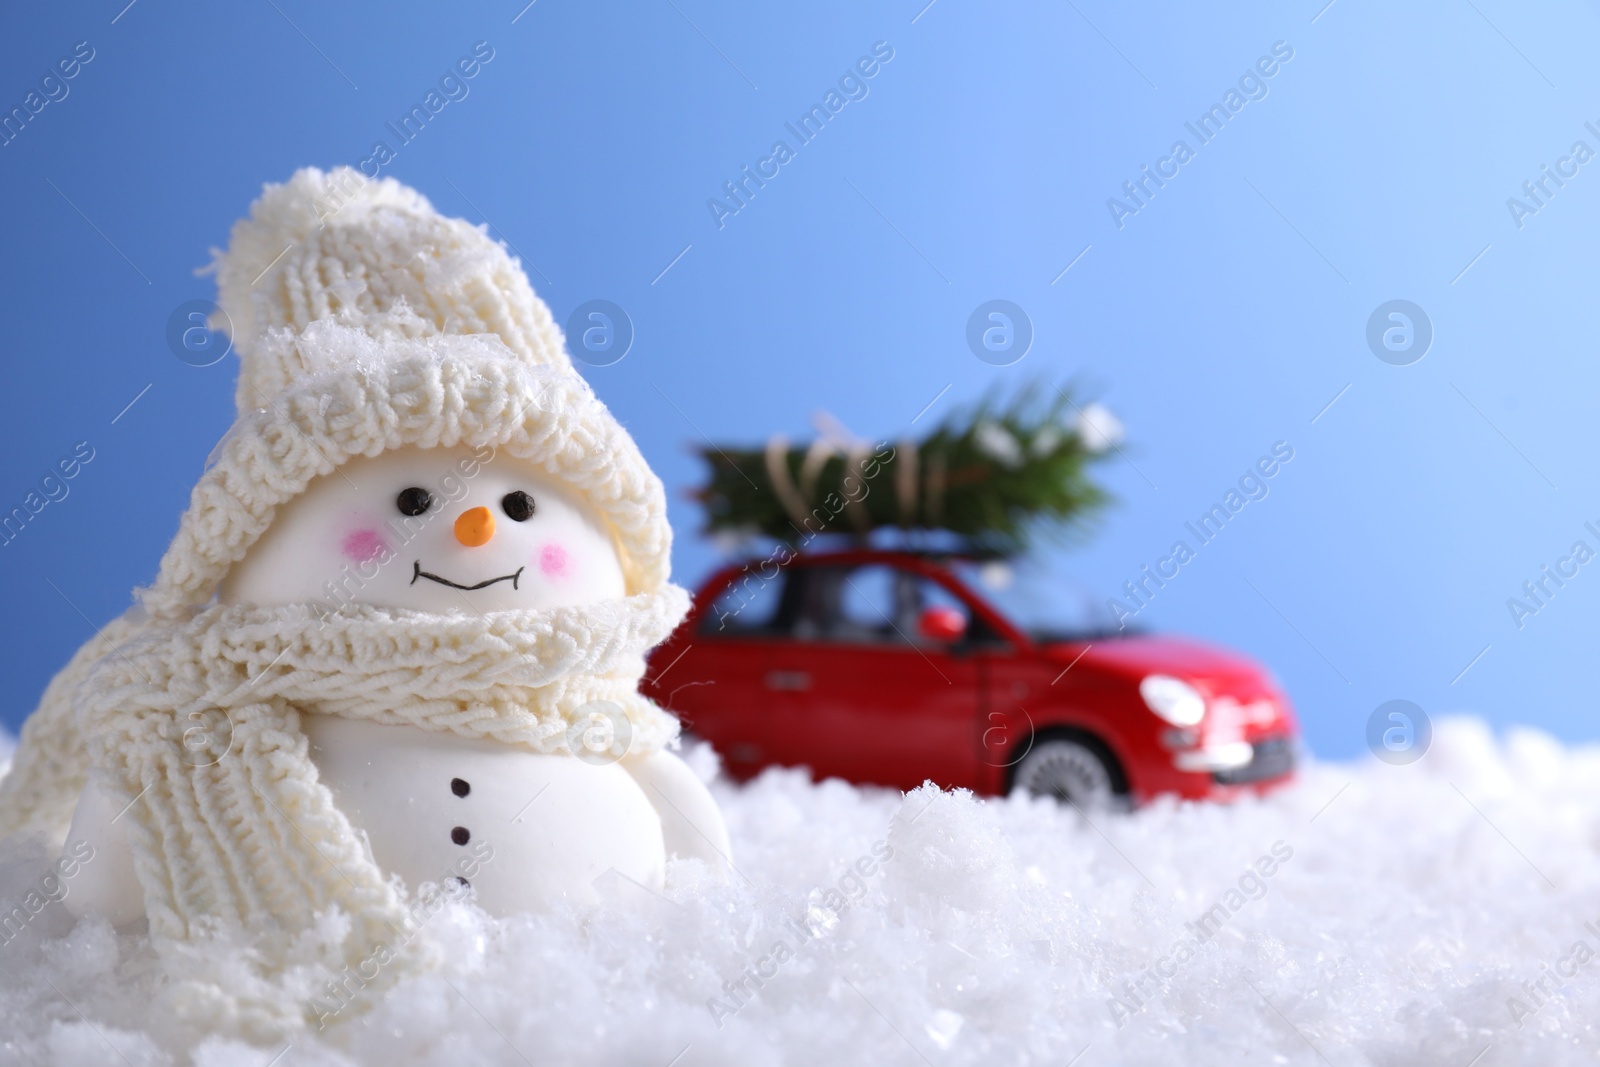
left=76, top=585, right=688, bottom=1036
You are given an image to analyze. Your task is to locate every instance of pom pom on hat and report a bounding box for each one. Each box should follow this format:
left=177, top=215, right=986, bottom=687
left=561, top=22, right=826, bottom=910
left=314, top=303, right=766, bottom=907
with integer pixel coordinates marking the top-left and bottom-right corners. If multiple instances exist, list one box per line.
left=213, top=166, right=569, bottom=411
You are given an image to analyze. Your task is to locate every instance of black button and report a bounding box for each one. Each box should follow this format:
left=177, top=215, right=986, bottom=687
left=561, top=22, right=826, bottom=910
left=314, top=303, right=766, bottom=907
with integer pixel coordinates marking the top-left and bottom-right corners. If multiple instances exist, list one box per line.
left=451, top=778, right=470, bottom=797
left=451, top=826, right=471, bottom=846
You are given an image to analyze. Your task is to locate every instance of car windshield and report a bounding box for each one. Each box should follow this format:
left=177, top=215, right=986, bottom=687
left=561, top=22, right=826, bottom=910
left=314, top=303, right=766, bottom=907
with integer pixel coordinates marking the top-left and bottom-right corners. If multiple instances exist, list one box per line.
left=946, top=557, right=1126, bottom=642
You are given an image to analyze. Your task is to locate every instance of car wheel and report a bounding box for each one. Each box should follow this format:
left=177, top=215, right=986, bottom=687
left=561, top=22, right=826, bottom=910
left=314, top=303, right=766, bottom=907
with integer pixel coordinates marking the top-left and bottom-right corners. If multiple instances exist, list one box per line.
left=1010, top=735, right=1125, bottom=809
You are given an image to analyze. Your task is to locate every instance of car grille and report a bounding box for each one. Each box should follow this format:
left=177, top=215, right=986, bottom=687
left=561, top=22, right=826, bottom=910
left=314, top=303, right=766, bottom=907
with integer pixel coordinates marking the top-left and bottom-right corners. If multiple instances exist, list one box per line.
left=1213, top=736, right=1296, bottom=785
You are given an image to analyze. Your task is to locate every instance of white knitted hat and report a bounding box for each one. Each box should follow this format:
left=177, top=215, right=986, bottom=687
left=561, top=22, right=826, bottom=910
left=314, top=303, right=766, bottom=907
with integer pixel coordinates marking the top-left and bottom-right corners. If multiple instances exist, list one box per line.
left=213, top=166, right=570, bottom=411
left=137, top=166, right=670, bottom=616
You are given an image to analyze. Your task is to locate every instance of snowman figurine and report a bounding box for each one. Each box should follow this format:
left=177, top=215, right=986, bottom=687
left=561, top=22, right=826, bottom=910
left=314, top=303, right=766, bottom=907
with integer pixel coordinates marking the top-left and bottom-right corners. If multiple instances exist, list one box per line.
left=0, top=169, right=727, bottom=1026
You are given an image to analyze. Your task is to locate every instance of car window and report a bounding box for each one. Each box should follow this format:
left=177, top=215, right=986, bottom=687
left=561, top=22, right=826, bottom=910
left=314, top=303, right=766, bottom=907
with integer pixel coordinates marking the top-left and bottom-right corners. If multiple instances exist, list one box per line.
left=838, top=564, right=906, bottom=639
left=921, top=578, right=979, bottom=634
left=808, top=564, right=983, bottom=647
left=699, top=566, right=786, bottom=635
left=782, top=565, right=843, bottom=640
left=701, top=559, right=1005, bottom=647
left=920, top=577, right=970, bottom=620
left=948, top=557, right=1123, bottom=640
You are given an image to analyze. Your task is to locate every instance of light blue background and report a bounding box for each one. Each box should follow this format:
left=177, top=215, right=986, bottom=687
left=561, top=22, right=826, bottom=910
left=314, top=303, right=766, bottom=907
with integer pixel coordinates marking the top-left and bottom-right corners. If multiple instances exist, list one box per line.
left=1, top=0, right=1595, bottom=759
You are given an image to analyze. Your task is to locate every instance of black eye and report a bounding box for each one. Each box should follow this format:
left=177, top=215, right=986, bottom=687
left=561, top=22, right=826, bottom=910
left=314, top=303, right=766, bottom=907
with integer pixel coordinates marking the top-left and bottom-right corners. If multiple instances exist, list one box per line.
left=396, top=487, right=433, bottom=516
left=501, top=491, right=536, bottom=522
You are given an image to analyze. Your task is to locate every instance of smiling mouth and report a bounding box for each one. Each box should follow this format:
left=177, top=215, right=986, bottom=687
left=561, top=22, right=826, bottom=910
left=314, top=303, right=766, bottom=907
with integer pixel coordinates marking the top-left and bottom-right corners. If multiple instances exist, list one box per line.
left=411, top=560, right=525, bottom=591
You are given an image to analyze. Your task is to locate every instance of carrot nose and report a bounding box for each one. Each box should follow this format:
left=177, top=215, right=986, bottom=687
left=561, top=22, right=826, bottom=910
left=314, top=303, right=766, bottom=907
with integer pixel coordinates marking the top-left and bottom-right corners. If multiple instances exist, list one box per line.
left=454, top=506, right=495, bottom=547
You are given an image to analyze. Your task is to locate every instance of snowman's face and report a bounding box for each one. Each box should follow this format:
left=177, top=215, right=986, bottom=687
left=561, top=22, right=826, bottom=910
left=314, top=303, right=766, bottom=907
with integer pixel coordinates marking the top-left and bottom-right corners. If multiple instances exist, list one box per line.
left=220, top=445, right=626, bottom=613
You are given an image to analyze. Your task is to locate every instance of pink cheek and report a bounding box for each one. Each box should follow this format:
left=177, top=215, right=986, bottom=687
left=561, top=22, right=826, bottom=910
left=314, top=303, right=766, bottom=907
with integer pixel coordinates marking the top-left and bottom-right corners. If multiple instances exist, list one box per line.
left=538, top=542, right=573, bottom=580
left=342, top=528, right=391, bottom=565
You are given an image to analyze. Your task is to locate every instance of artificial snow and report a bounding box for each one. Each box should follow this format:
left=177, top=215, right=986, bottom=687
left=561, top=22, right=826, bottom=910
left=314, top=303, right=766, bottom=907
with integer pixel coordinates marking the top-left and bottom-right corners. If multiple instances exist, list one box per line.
left=3, top=717, right=1599, bottom=1066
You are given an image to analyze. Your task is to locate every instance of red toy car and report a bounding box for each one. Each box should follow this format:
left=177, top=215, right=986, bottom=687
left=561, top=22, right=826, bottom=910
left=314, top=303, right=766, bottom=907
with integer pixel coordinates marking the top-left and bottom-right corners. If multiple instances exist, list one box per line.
left=642, top=549, right=1298, bottom=806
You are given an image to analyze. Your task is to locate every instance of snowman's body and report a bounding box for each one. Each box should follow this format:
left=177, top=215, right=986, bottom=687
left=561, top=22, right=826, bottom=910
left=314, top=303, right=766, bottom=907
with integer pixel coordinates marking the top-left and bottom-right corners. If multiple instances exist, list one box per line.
left=67, top=721, right=722, bottom=925
left=304, top=718, right=667, bottom=913
left=64, top=445, right=731, bottom=926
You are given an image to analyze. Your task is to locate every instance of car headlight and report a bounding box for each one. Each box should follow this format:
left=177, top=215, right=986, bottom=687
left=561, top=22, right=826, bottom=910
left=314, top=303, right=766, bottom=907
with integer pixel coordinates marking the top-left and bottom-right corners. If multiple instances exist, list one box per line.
left=1139, top=674, right=1206, bottom=727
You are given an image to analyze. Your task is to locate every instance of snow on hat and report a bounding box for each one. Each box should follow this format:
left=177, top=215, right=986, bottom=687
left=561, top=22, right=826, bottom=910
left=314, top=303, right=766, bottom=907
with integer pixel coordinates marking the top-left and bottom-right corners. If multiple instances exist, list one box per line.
left=213, top=166, right=570, bottom=411
left=137, top=167, right=672, bottom=617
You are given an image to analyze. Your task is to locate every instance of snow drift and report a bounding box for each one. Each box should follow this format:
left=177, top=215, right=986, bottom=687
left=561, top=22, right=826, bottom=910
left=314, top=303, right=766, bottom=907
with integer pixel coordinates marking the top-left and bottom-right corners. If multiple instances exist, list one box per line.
left=2, top=717, right=1598, bottom=1066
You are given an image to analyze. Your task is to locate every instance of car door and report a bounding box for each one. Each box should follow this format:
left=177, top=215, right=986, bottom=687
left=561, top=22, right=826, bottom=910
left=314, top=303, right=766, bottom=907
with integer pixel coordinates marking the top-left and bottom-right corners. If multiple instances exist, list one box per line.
left=762, top=562, right=982, bottom=791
